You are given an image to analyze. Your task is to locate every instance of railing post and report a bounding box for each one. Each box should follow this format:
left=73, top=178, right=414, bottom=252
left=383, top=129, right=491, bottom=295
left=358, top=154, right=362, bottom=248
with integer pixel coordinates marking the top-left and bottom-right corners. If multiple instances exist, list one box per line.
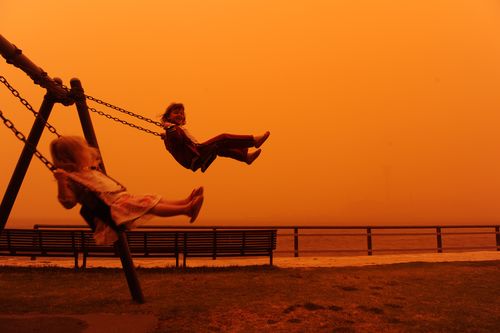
left=183, top=232, right=188, bottom=267
left=294, top=227, right=299, bottom=257
left=175, top=232, right=179, bottom=268
left=71, top=232, right=78, bottom=270
left=269, top=230, right=275, bottom=266
left=241, top=231, right=246, bottom=256
left=212, top=228, right=217, bottom=260
left=436, top=227, right=443, bottom=253
left=495, top=226, right=500, bottom=251
left=31, top=225, right=39, bottom=260
left=81, top=231, right=87, bottom=269
left=367, top=228, right=372, bottom=256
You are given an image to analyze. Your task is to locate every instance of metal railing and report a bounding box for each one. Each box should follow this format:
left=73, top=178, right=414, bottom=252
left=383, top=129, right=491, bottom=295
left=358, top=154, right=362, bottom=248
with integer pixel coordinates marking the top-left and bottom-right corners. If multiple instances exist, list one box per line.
left=33, top=224, right=500, bottom=257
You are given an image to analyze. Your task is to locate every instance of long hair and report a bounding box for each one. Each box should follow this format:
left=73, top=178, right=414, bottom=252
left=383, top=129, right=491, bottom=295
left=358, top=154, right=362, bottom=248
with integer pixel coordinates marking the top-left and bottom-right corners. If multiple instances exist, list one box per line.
left=161, top=103, right=185, bottom=124
left=50, top=136, right=100, bottom=171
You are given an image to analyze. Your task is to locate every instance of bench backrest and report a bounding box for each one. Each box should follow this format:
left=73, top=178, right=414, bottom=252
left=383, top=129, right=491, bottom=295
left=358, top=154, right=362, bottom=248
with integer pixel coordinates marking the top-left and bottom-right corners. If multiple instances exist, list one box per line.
left=126, top=231, right=180, bottom=253
left=1, top=228, right=277, bottom=256
left=0, top=229, right=79, bottom=254
left=181, top=230, right=277, bottom=254
left=79, top=231, right=182, bottom=256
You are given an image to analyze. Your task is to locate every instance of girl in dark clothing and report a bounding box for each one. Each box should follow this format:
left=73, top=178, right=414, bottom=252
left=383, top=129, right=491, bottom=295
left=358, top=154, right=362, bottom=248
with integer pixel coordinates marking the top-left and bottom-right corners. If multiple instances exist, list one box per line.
left=161, top=103, right=270, bottom=172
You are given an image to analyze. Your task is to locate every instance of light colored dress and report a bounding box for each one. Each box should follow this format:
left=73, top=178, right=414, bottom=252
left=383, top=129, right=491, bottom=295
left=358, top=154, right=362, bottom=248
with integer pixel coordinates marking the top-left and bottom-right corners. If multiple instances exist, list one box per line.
left=61, top=169, right=161, bottom=244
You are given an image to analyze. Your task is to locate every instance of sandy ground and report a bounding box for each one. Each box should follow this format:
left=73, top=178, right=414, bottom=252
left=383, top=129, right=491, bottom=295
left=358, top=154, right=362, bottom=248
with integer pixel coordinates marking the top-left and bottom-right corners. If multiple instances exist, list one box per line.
left=0, top=314, right=157, bottom=333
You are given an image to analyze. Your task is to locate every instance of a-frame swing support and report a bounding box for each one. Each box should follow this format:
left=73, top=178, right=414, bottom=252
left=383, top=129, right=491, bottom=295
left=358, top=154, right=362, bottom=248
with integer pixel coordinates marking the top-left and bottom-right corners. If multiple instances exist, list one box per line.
left=0, top=34, right=144, bottom=303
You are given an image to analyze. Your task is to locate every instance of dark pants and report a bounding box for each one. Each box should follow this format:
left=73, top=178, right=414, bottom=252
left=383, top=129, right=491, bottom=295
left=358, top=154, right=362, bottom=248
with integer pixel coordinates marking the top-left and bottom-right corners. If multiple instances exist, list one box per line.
left=193, top=133, right=255, bottom=172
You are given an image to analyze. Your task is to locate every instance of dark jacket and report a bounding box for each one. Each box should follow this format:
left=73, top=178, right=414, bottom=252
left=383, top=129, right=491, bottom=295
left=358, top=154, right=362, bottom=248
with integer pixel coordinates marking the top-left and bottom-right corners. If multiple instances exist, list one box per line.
left=163, top=125, right=200, bottom=170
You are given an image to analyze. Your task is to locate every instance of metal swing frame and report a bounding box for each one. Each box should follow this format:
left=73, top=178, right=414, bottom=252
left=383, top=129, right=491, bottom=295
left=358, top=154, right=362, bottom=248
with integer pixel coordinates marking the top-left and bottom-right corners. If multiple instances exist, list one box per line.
left=0, top=34, right=144, bottom=303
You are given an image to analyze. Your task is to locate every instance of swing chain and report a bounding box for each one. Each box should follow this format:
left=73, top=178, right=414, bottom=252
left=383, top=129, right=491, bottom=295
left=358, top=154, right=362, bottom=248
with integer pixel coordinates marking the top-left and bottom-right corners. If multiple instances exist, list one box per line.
left=86, top=95, right=163, bottom=128
left=1, top=74, right=162, bottom=137
left=0, top=109, right=55, bottom=171
left=87, top=105, right=163, bottom=137
left=0, top=75, right=61, bottom=137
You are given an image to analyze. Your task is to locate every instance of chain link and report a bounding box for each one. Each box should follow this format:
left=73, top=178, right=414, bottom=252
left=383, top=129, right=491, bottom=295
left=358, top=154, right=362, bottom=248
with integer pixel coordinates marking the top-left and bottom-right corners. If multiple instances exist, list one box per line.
left=86, top=95, right=163, bottom=128
left=87, top=105, right=162, bottom=137
left=1, top=75, right=162, bottom=137
left=0, top=75, right=61, bottom=137
left=0, top=109, right=55, bottom=171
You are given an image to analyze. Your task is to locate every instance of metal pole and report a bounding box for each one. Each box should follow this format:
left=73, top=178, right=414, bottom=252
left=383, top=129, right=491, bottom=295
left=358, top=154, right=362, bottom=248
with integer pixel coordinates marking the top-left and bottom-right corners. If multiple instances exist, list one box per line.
left=212, top=228, right=217, bottom=260
left=436, top=227, right=443, bottom=253
left=294, top=227, right=299, bottom=257
left=0, top=34, right=72, bottom=105
left=70, top=78, right=106, bottom=172
left=367, top=227, right=373, bottom=256
left=115, top=231, right=144, bottom=303
left=495, top=226, right=499, bottom=251
left=183, top=232, right=188, bottom=267
left=0, top=94, right=55, bottom=231
left=70, top=78, right=144, bottom=304
left=270, top=230, right=275, bottom=266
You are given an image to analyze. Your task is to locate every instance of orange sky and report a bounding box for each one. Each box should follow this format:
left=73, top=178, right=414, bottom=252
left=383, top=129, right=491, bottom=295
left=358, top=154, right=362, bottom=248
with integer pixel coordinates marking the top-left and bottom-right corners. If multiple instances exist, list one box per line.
left=1, top=1, right=500, bottom=228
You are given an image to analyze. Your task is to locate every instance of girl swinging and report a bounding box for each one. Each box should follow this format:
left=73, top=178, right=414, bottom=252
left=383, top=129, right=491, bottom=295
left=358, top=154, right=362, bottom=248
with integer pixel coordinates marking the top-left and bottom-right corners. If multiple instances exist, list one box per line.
left=51, top=136, right=204, bottom=244
left=161, top=103, right=270, bottom=172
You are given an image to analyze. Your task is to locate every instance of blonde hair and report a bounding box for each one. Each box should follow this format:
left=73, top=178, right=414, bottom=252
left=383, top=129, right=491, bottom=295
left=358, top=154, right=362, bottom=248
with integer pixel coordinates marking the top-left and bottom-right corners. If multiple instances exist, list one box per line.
left=50, top=136, right=100, bottom=171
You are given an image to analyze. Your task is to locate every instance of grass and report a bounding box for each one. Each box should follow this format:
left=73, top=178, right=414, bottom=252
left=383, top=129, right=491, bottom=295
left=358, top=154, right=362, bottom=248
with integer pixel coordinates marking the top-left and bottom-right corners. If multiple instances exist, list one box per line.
left=0, top=261, right=499, bottom=332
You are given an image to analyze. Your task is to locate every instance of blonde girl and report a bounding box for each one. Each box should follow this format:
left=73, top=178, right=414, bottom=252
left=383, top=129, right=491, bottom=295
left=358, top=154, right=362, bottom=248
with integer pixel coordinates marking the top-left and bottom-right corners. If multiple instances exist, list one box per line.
left=50, top=136, right=203, bottom=244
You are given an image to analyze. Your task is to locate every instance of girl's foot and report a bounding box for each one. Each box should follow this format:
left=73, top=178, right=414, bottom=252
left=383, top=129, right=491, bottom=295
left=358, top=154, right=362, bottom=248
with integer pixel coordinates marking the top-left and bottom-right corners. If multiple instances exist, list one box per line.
left=189, top=196, right=204, bottom=223
left=189, top=186, right=204, bottom=201
left=246, top=149, right=261, bottom=165
left=254, top=131, right=270, bottom=148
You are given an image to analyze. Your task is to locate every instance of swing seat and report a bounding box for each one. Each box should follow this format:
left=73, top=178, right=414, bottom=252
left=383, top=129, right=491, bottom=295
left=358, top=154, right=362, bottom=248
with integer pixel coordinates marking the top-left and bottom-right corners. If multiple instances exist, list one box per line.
left=78, top=189, right=123, bottom=245
left=162, top=126, right=217, bottom=172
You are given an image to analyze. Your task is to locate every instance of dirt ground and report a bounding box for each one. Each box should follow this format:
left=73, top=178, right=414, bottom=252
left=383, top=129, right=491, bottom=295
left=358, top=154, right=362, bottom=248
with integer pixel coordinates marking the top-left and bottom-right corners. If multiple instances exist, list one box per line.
left=0, top=260, right=499, bottom=332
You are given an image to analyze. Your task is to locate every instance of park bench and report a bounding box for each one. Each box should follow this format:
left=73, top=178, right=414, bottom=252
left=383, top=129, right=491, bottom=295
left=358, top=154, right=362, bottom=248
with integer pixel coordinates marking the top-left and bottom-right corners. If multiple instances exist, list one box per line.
left=0, top=229, right=81, bottom=268
left=80, top=230, right=180, bottom=268
left=0, top=228, right=277, bottom=268
left=0, top=229, right=180, bottom=269
left=180, top=230, right=277, bottom=266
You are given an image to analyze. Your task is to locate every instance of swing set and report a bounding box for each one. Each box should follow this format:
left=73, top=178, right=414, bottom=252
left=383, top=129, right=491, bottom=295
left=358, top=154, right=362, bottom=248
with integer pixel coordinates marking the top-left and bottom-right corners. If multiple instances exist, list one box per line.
left=0, top=34, right=164, bottom=303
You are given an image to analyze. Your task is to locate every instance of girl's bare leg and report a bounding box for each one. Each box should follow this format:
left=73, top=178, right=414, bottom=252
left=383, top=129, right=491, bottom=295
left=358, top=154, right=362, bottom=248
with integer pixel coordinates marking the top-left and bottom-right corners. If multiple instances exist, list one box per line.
left=160, top=187, right=204, bottom=205
left=150, top=195, right=204, bottom=223
left=149, top=199, right=190, bottom=217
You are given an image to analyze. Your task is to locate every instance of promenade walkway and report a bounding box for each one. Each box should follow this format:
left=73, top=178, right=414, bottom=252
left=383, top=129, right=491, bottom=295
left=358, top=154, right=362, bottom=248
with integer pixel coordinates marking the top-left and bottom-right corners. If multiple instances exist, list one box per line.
left=1, top=250, right=499, bottom=269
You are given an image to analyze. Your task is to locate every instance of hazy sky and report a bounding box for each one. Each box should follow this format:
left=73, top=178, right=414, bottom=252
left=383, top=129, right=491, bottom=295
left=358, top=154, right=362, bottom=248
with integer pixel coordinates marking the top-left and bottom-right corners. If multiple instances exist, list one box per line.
left=1, top=1, right=500, bottom=228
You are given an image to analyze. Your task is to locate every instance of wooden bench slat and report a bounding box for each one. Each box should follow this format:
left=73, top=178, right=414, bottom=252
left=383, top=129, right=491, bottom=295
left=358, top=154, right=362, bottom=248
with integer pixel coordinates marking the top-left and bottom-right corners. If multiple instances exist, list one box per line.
left=1, top=228, right=277, bottom=268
